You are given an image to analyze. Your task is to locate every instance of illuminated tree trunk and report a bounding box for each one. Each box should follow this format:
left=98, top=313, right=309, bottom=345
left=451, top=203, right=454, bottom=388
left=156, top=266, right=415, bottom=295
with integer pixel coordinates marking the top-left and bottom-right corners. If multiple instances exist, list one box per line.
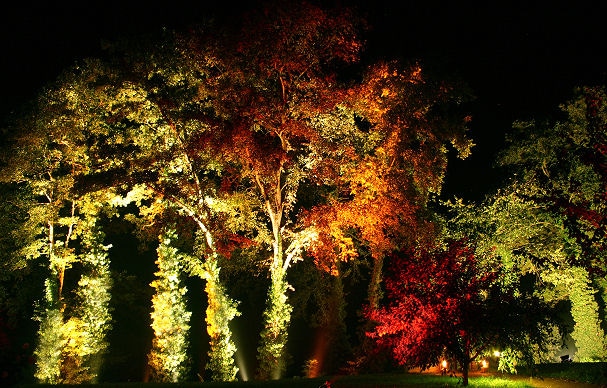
left=34, top=205, right=67, bottom=384
left=180, top=211, right=241, bottom=381
left=75, top=216, right=112, bottom=382
left=33, top=274, right=64, bottom=384
left=568, top=267, right=607, bottom=361
left=202, top=255, right=240, bottom=381
left=460, top=331, right=471, bottom=386
left=148, top=229, right=191, bottom=382
left=257, top=203, right=292, bottom=380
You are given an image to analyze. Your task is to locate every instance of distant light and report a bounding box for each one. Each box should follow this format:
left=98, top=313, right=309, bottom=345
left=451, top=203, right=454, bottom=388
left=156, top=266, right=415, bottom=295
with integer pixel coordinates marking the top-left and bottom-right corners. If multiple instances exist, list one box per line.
left=441, top=360, right=448, bottom=369
left=481, top=360, right=488, bottom=369
left=493, top=350, right=501, bottom=357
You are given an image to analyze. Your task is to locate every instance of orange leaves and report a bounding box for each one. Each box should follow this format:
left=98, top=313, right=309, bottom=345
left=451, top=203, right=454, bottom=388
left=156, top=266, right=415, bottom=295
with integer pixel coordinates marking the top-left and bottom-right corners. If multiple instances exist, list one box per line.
left=343, top=158, right=387, bottom=199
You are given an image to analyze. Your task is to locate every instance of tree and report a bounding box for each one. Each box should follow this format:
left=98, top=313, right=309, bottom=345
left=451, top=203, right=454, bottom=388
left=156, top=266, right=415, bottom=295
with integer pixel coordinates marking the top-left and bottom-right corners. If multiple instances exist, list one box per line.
left=497, top=86, right=607, bottom=360
left=304, top=61, right=473, bottom=309
left=0, top=60, right=118, bottom=383
left=442, top=191, right=572, bottom=369
left=98, top=31, right=258, bottom=380
left=147, top=228, right=191, bottom=382
left=366, top=239, right=554, bottom=386
left=190, top=1, right=365, bottom=379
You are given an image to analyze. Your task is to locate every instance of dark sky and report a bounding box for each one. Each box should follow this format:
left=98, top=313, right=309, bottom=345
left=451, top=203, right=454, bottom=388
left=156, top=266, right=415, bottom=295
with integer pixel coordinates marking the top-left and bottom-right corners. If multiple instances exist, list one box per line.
left=2, top=1, right=606, bottom=199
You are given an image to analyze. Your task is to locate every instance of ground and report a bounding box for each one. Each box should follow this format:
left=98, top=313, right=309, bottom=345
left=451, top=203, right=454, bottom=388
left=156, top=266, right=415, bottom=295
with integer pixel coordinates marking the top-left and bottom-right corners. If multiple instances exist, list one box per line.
left=420, top=365, right=605, bottom=388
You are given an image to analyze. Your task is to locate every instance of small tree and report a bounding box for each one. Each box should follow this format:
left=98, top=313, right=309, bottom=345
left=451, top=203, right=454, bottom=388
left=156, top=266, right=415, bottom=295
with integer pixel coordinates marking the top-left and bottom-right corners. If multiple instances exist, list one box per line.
left=366, top=239, right=554, bottom=386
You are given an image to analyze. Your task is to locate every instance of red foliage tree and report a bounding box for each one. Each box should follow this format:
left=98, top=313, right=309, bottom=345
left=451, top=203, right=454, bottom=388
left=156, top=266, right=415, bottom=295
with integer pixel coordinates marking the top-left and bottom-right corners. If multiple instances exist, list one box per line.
left=365, top=240, right=499, bottom=386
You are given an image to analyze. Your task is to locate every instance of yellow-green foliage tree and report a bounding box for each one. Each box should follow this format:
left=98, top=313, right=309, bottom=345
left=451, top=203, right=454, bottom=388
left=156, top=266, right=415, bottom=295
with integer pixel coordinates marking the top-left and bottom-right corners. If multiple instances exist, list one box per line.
left=100, top=36, right=252, bottom=379
left=0, top=60, right=118, bottom=383
left=443, top=86, right=607, bottom=365
left=497, top=86, right=607, bottom=361
left=148, top=228, right=191, bottom=382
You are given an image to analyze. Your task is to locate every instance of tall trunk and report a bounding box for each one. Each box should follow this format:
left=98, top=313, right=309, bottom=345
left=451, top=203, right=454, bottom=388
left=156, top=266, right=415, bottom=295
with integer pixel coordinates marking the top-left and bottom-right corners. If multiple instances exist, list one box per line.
left=196, top=220, right=240, bottom=381
left=203, top=254, right=240, bottom=381
left=257, top=208, right=292, bottom=380
left=76, top=216, right=112, bottom=383
left=148, top=229, right=191, bottom=382
left=368, top=256, right=384, bottom=309
left=171, top=197, right=241, bottom=381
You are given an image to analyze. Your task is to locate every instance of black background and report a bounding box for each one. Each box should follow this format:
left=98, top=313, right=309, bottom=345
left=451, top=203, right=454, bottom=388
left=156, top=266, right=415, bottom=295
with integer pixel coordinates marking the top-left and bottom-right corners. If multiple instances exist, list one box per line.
left=2, top=1, right=606, bottom=199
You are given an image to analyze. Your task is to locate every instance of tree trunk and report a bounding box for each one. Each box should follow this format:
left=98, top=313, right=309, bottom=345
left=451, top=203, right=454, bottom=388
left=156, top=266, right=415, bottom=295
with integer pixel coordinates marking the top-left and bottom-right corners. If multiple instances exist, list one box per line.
left=203, top=256, right=240, bottom=381
left=461, top=332, right=471, bottom=386
left=257, top=209, right=292, bottom=380
left=368, top=256, right=384, bottom=309
left=462, top=361, right=469, bottom=386
left=75, top=216, right=112, bottom=383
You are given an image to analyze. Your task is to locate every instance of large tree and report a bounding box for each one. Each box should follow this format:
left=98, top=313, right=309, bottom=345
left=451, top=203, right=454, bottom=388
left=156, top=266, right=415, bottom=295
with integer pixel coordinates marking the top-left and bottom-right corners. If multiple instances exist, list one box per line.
left=187, top=2, right=366, bottom=379
left=304, top=61, right=473, bottom=309
left=98, top=35, right=253, bottom=380
left=496, top=86, right=607, bottom=361
left=0, top=60, right=117, bottom=383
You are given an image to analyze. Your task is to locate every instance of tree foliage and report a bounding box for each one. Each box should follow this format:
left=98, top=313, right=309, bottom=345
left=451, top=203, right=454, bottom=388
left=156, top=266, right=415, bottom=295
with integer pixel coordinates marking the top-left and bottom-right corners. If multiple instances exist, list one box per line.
left=496, top=86, right=607, bottom=361
left=500, top=86, right=607, bottom=274
left=366, top=239, right=555, bottom=385
left=148, top=228, right=191, bottom=382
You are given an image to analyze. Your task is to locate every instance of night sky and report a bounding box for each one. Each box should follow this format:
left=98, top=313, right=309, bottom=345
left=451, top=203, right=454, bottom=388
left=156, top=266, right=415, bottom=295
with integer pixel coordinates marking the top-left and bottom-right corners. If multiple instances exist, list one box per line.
left=2, top=1, right=607, bottom=200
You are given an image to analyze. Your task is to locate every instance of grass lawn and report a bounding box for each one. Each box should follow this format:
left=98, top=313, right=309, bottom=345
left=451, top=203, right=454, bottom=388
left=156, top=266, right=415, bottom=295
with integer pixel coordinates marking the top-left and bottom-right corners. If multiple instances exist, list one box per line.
left=529, top=362, right=607, bottom=385
left=21, top=373, right=535, bottom=388
left=20, top=363, right=607, bottom=387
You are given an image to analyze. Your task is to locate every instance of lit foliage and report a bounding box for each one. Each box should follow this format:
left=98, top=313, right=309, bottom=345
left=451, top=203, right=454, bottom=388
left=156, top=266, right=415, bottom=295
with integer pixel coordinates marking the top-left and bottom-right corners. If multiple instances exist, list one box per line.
left=304, top=61, right=473, bottom=311
left=186, top=255, right=240, bottom=381
left=365, top=239, right=553, bottom=386
left=148, top=229, right=191, bottom=382
left=496, top=86, right=607, bottom=360
left=74, top=210, right=113, bottom=382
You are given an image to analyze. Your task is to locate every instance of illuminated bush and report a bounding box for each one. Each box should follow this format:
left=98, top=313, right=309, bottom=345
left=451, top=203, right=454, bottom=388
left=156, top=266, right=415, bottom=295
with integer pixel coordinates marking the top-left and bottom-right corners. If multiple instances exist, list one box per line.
left=148, top=229, right=191, bottom=382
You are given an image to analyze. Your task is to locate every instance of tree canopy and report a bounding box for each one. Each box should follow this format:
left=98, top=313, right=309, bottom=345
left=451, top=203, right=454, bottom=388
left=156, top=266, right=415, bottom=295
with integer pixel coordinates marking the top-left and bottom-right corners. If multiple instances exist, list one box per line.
left=0, top=2, right=605, bottom=386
